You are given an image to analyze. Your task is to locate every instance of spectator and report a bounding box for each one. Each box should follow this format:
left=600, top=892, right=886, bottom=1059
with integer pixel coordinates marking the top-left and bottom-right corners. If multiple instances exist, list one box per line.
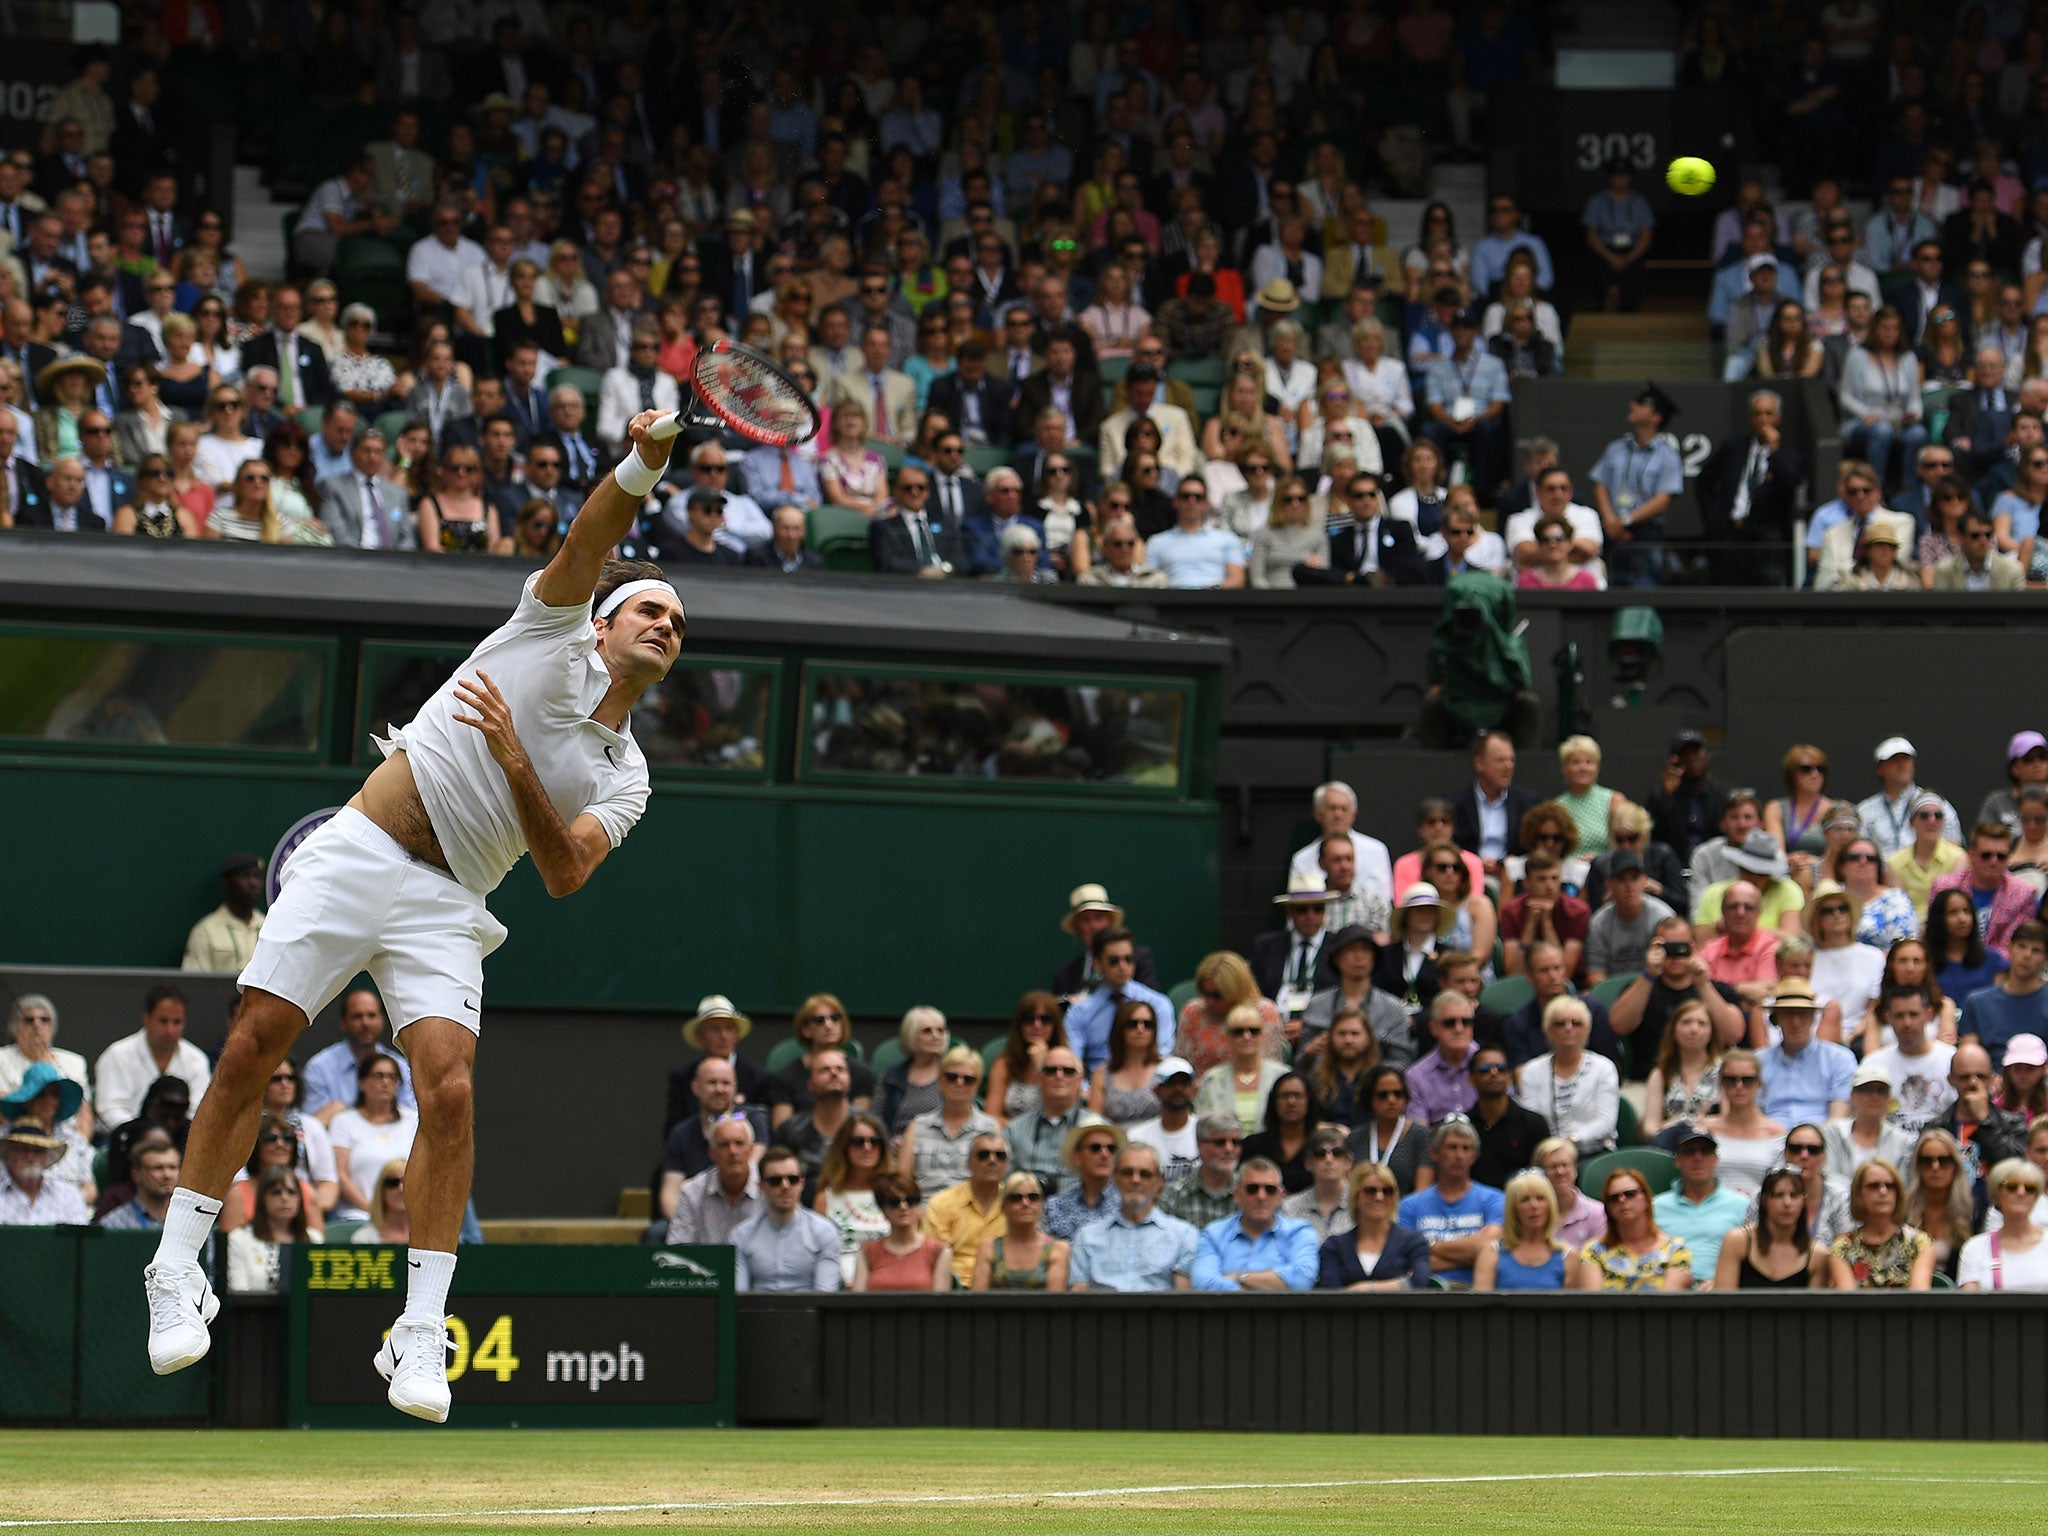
left=302, top=989, right=417, bottom=1127
left=1242, top=1072, right=1321, bottom=1193
left=181, top=851, right=266, bottom=972
left=1064, top=926, right=1176, bottom=1073
left=1501, top=942, right=1617, bottom=1068
left=1005, top=1046, right=1100, bottom=1195
left=1640, top=998, right=1728, bottom=1144
left=1194, top=1006, right=1289, bottom=1137
left=1960, top=1157, right=2048, bottom=1290
left=1589, top=381, right=1684, bottom=587
left=665, top=1114, right=763, bottom=1245
left=1415, top=844, right=1500, bottom=970
left=772, top=1050, right=861, bottom=1191
left=743, top=506, right=824, bottom=574
left=1406, top=991, right=1480, bottom=1126
left=1087, top=999, right=1167, bottom=1129
left=1297, top=927, right=1411, bottom=1071
left=1417, top=308, right=1508, bottom=502
left=1287, top=780, right=1396, bottom=901
left=1282, top=1125, right=1357, bottom=1242
left=1500, top=851, right=1591, bottom=979
left=1804, top=882, right=1887, bottom=1031
left=873, top=1007, right=948, bottom=1135
left=1344, top=1064, right=1434, bottom=1197
left=225, top=1166, right=311, bottom=1294
left=984, top=992, right=1069, bottom=1128
left=0, top=1117, right=88, bottom=1225
left=1513, top=996, right=1620, bottom=1159
left=1757, top=981, right=1855, bottom=1125
left=1128, top=1057, right=1201, bottom=1186
left=93, top=984, right=209, bottom=1128
left=97, top=1128, right=181, bottom=1231
left=1994, top=1034, right=2048, bottom=1123
left=1397, top=1117, right=1504, bottom=1287
left=1572, top=1167, right=1693, bottom=1291
left=899, top=1047, right=998, bottom=1193
left=1191, top=1156, right=1318, bottom=1291
left=0, top=1062, right=92, bottom=1206
left=1583, top=159, right=1656, bottom=312
left=1043, top=1122, right=1124, bottom=1240
left=1468, top=1044, right=1552, bottom=1190
left=1158, top=1111, right=1244, bottom=1229
left=0, top=996, right=91, bottom=1117
left=1075, top=512, right=1167, bottom=587
left=1653, top=1128, right=1748, bottom=1276
left=1584, top=850, right=1678, bottom=985
left=1068, top=1142, right=1198, bottom=1292
left=1932, top=825, right=2038, bottom=961
left=1929, top=505, right=2026, bottom=589
left=1531, top=1137, right=1605, bottom=1252
left=327, top=1050, right=417, bottom=1222
left=1901, top=1126, right=1976, bottom=1283
left=1252, top=878, right=1338, bottom=1017
left=1714, top=1165, right=1830, bottom=1289
left=850, top=1172, right=951, bottom=1292
left=1473, top=1168, right=1568, bottom=1291
left=811, top=1112, right=894, bottom=1285
left=1828, top=1157, right=1935, bottom=1290
left=1960, top=921, right=2048, bottom=1070
left=216, top=1112, right=323, bottom=1238
left=969, top=1171, right=1069, bottom=1292
left=1450, top=729, right=1540, bottom=877
left=1143, top=472, right=1245, bottom=588
left=1699, top=880, right=1787, bottom=1001
left=657, top=1058, right=768, bottom=1204
left=1699, top=1049, right=1789, bottom=1199
left=733, top=1147, right=842, bottom=1293
left=1647, top=730, right=1732, bottom=869
left=1933, top=1043, right=2027, bottom=1196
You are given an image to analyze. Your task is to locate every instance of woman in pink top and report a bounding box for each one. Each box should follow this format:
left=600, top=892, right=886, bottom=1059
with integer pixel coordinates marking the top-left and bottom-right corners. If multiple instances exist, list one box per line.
left=1537, top=1137, right=1608, bottom=1251
left=1516, top=512, right=1602, bottom=590
left=1389, top=798, right=1487, bottom=899
left=852, top=1172, right=953, bottom=1292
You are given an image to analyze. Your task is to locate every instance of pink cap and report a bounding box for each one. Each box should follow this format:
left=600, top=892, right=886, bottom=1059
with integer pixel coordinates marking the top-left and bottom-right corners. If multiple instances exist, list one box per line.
left=2003, top=1034, right=2048, bottom=1068
left=2008, top=731, right=2048, bottom=761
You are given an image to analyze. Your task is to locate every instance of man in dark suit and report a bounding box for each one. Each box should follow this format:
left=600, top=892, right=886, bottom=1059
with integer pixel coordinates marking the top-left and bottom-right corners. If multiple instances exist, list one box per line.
left=661, top=995, right=775, bottom=1137
left=74, top=412, right=135, bottom=526
left=1298, top=471, right=1424, bottom=586
left=109, top=67, right=173, bottom=197
left=1941, top=345, right=2016, bottom=482
left=0, top=415, right=46, bottom=522
left=1893, top=240, right=1967, bottom=346
left=926, top=340, right=1011, bottom=449
left=1011, top=329, right=1102, bottom=452
left=868, top=463, right=961, bottom=576
left=16, top=456, right=104, bottom=531
left=237, top=285, right=334, bottom=409
left=925, top=428, right=986, bottom=530
left=500, top=342, right=551, bottom=450
left=1051, top=883, right=1160, bottom=997
left=1449, top=729, right=1542, bottom=877
left=1249, top=881, right=1340, bottom=1007
left=1420, top=502, right=1498, bottom=585
left=744, top=506, right=826, bottom=572
left=1694, top=388, right=1808, bottom=585
left=658, top=1061, right=769, bottom=1182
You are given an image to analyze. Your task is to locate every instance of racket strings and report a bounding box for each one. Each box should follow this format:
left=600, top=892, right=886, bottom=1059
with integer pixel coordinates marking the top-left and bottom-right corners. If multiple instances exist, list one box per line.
left=693, top=346, right=817, bottom=446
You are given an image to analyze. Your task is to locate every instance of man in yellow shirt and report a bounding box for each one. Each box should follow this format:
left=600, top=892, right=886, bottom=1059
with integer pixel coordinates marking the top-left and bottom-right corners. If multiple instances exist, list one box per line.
left=921, top=1130, right=1010, bottom=1284
left=180, top=853, right=266, bottom=973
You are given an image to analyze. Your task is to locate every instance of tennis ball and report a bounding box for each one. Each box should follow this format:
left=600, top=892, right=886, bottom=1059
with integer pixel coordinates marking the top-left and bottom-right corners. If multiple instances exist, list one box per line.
left=1666, top=157, right=1716, bottom=197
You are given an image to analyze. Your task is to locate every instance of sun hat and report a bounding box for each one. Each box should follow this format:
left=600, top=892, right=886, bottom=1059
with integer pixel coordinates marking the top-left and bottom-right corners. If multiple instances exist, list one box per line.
left=680, top=994, right=752, bottom=1048
left=1802, top=880, right=1862, bottom=937
left=0, top=1117, right=67, bottom=1158
left=1060, top=1116, right=1122, bottom=1172
left=1724, top=828, right=1789, bottom=880
left=1060, top=883, right=1125, bottom=933
left=1273, top=872, right=1331, bottom=907
left=0, top=1063, right=83, bottom=1126
left=1254, top=277, right=1301, bottom=313
left=2003, top=1033, right=2048, bottom=1068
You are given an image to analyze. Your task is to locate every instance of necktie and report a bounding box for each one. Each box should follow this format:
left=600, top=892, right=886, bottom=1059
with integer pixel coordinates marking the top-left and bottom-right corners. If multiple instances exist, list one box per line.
left=779, top=451, right=794, bottom=493
left=0, top=462, right=10, bottom=523
left=363, top=475, right=384, bottom=548
left=154, top=214, right=171, bottom=266
left=1289, top=938, right=1309, bottom=988
left=279, top=341, right=298, bottom=408
left=910, top=511, right=934, bottom=565
left=1732, top=441, right=1762, bottom=525
left=872, top=377, right=889, bottom=440
left=943, top=477, right=960, bottom=525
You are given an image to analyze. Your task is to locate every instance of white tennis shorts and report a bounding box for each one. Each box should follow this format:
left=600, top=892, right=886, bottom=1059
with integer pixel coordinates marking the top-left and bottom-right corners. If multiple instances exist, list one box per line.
left=239, top=807, right=508, bottom=1037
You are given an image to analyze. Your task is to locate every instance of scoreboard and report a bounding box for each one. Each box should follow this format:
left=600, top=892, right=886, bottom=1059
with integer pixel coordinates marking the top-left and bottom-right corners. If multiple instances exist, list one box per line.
left=287, top=1244, right=736, bottom=1428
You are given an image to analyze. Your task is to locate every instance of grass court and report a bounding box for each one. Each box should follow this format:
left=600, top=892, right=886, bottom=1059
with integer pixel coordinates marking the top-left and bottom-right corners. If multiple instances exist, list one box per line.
left=4, top=1427, right=2041, bottom=1534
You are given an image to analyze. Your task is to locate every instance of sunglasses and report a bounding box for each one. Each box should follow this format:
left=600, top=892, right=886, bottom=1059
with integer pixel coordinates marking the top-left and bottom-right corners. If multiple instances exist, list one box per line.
left=270, top=1071, right=297, bottom=1082
left=257, top=1131, right=290, bottom=1146
left=763, top=1173, right=804, bottom=1187
left=1721, top=1073, right=1758, bottom=1086
left=1605, top=1188, right=1643, bottom=1203
left=1308, top=1146, right=1349, bottom=1160
left=1373, top=1088, right=1409, bottom=1100
left=1240, top=1182, right=1282, bottom=1196
left=381, top=1177, right=405, bottom=1190
left=1919, top=1153, right=1957, bottom=1167
left=1080, top=1142, right=1119, bottom=1156
left=941, top=1071, right=979, bottom=1086
left=972, top=1148, right=1010, bottom=1162
left=1785, top=1141, right=1824, bottom=1155
left=2001, top=1180, right=2041, bottom=1195
left=1041, top=1064, right=1080, bottom=1077
left=877, top=1195, right=918, bottom=1210
left=1003, top=1190, right=1043, bottom=1203
left=845, top=1135, right=883, bottom=1149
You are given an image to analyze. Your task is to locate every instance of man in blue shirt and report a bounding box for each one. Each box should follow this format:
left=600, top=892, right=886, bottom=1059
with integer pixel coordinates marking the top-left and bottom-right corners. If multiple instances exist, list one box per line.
left=1757, top=980, right=1855, bottom=1124
left=732, top=1147, right=842, bottom=1292
left=1065, top=926, right=1177, bottom=1071
left=1651, top=1129, right=1748, bottom=1276
left=1192, top=1158, right=1320, bottom=1290
left=1420, top=309, right=1511, bottom=500
left=1469, top=193, right=1554, bottom=297
left=302, top=988, right=417, bottom=1123
left=1959, top=921, right=2048, bottom=1070
left=1589, top=381, right=1686, bottom=587
left=1397, top=1119, right=1504, bottom=1286
left=1145, top=474, right=1245, bottom=589
left=1069, top=1143, right=1199, bottom=1291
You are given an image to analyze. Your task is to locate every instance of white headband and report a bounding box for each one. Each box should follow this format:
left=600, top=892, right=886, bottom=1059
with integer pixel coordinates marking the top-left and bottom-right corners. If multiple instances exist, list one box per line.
left=596, top=578, right=682, bottom=622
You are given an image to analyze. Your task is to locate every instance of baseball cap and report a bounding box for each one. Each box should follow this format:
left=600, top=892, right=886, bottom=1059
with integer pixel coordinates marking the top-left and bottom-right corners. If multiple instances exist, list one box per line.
left=2004, top=1033, right=2048, bottom=1068
left=221, top=851, right=263, bottom=877
left=1607, top=848, right=1645, bottom=876
left=2009, top=731, right=2047, bottom=761
left=1153, top=1055, right=1195, bottom=1083
left=1874, top=735, right=1916, bottom=761
left=1851, top=1061, right=1893, bottom=1090
left=1670, top=729, right=1706, bottom=754
left=1674, top=1126, right=1718, bottom=1151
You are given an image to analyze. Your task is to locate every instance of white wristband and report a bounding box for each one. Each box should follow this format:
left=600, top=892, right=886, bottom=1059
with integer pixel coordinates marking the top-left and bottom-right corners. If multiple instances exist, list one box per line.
left=613, top=447, right=663, bottom=500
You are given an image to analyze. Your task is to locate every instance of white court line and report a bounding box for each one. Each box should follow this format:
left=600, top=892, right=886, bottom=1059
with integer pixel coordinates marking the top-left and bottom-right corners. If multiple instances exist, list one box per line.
left=0, top=1466, right=1856, bottom=1529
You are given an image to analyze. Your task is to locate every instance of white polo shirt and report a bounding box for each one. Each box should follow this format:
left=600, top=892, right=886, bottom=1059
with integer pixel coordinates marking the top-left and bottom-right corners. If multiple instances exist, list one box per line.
left=405, top=232, right=487, bottom=304
left=381, top=573, right=651, bottom=895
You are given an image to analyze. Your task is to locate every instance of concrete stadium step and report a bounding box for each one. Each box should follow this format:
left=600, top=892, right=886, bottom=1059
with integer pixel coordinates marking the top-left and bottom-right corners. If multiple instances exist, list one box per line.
left=616, top=1187, right=651, bottom=1220
left=234, top=164, right=291, bottom=283
left=477, top=1218, right=651, bottom=1244
left=1564, top=312, right=1717, bottom=381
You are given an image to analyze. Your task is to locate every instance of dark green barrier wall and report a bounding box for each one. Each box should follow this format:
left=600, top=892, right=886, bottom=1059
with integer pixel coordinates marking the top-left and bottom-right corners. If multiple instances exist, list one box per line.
left=0, top=1229, right=208, bottom=1425
left=0, top=759, right=1216, bottom=1019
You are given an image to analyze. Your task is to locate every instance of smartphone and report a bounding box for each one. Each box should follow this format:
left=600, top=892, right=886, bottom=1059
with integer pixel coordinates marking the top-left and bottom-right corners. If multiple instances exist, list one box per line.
left=1664, top=940, right=1692, bottom=960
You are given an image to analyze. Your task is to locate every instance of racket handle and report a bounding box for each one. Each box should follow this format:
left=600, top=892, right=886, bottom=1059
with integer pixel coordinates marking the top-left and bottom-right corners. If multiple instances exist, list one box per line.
left=646, top=410, right=685, bottom=443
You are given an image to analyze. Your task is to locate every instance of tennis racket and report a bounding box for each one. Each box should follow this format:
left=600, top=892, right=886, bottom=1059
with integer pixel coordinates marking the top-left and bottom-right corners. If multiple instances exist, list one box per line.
left=646, top=340, right=820, bottom=448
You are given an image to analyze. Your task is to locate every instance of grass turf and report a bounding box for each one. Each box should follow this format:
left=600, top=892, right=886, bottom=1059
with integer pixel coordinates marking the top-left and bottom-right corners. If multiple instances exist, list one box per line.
left=3, top=1428, right=2042, bottom=1535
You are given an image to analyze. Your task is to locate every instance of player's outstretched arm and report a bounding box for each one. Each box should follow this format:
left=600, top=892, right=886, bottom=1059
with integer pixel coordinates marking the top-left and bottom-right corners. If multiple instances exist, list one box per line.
left=535, top=410, right=675, bottom=609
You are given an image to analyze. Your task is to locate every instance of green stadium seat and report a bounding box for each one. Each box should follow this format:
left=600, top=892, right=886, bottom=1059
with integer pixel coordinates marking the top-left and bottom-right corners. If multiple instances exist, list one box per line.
left=964, top=445, right=1011, bottom=478
left=980, top=1036, right=1009, bottom=1074
left=1479, top=975, right=1534, bottom=1016
left=1097, top=356, right=1132, bottom=386
left=1166, top=978, right=1200, bottom=1016
left=1586, top=972, right=1640, bottom=1008
left=806, top=503, right=875, bottom=573
left=1578, top=1146, right=1675, bottom=1198
left=1167, top=356, right=1226, bottom=388
left=375, top=409, right=411, bottom=442
left=323, top=1218, right=366, bottom=1244
left=1615, top=1094, right=1639, bottom=1148
left=295, top=407, right=325, bottom=434
left=868, top=1038, right=906, bottom=1078
left=765, top=1038, right=804, bottom=1074
left=1187, top=383, right=1222, bottom=419
left=867, top=438, right=906, bottom=471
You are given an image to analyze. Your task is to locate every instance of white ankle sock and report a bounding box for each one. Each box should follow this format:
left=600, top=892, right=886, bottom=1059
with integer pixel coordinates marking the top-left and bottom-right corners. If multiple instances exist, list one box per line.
left=401, top=1248, right=457, bottom=1324
left=155, top=1187, right=222, bottom=1268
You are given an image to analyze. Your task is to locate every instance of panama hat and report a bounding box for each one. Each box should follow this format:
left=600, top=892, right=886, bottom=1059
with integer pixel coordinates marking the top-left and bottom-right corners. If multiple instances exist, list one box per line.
left=1254, top=277, right=1301, bottom=313
left=35, top=356, right=105, bottom=398
left=1060, top=1115, right=1122, bottom=1172
left=681, top=994, right=752, bottom=1048
left=1060, top=883, right=1125, bottom=934
left=1272, top=872, right=1331, bottom=906
left=0, top=1117, right=67, bottom=1160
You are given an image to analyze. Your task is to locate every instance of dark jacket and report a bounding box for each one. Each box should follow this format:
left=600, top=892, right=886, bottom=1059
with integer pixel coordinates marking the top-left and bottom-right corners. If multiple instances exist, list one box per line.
left=1694, top=432, right=1806, bottom=544
left=868, top=509, right=962, bottom=575
left=1942, top=386, right=2017, bottom=479
left=1449, top=782, right=1542, bottom=862
left=493, top=304, right=570, bottom=366
left=1470, top=1096, right=1555, bottom=1189
left=1502, top=994, right=1618, bottom=1068
left=1053, top=942, right=1160, bottom=997
left=927, top=372, right=1012, bottom=448
left=1301, top=516, right=1424, bottom=586
left=238, top=329, right=335, bottom=407
left=1013, top=369, right=1104, bottom=452
left=659, top=1102, right=769, bottom=1180
left=960, top=509, right=1048, bottom=577
left=1249, top=928, right=1337, bottom=1002
left=743, top=543, right=826, bottom=572
left=1647, top=773, right=1732, bottom=866
left=1581, top=843, right=1689, bottom=917
left=1315, top=1223, right=1433, bottom=1289
left=1932, top=1103, right=2028, bottom=1194
left=16, top=497, right=107, bottom=532
left=662, top=1053, right=777, bottom=1138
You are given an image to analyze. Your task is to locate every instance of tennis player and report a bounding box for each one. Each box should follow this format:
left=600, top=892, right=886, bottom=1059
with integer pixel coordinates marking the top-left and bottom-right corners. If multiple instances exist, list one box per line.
left=145, top=408, right=686, bottom=1422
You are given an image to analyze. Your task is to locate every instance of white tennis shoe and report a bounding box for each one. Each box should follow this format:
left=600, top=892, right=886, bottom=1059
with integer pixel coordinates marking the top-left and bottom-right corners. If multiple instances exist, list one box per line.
left=374, top=1317, right=453, bottom=1423
left=143, top=1260, right=220, bottom=1375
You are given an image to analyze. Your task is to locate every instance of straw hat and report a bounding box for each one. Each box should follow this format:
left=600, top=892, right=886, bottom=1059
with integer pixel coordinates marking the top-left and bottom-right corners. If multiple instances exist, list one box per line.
left=680, top=994, right=753, bottom=1048
left=1254, top=277, right=1301, bottom=313
left=35, top=356, right=105, bottom=399
left=1060, top=883, right=1124, bottom=935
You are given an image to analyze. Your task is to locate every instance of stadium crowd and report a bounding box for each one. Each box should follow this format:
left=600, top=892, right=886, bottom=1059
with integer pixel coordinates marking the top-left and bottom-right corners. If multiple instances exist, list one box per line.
left=11, top=723, right=2048, bottom=1298
left=9, top=3, right=2048, bottom=588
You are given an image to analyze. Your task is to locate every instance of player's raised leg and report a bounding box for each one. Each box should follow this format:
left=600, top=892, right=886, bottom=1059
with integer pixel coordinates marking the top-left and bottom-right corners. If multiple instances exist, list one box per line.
left=372, top=1015, right=475, bottom=1423
left=144, top=987, right=308, bottom=1373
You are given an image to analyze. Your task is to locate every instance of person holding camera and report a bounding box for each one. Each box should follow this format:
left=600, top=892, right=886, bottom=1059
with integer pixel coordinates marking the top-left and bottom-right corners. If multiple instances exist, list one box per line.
left=1605, top=914, right=1749, bottom=1097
